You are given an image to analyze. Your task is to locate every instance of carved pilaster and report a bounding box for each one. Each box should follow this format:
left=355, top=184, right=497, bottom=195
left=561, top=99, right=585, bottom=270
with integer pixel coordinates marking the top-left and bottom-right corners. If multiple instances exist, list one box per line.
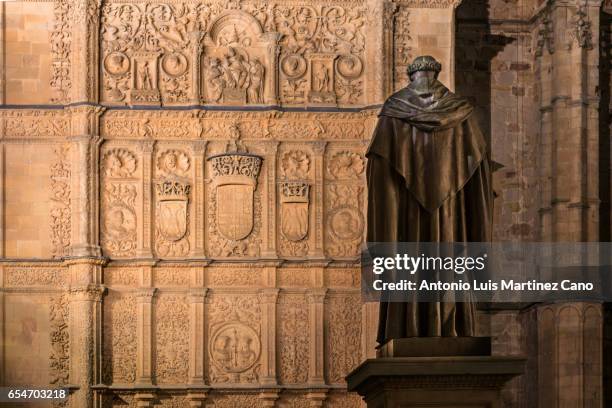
left=261, top=141, right=279, bottom=258
left=189, top=32, right=205, bottom=105
left=138, top=141, right=155, bottom=258
left=0, top=143, right=4, bottom=258
left=307, top=288, right=327, bottom=385
left=264, top=32, right=282, bottom=105
left=382, top=1, right=398, bottom=97
left=135, top=287, right=156, bottom=385
left=0, top=3, right=4, bottom=105
left=259, top=288, right=279, bottom=385
left=190, top=141, right=207, bottom=257
left=67, top=273, right=105, bottom=408
left=68, top=107, right=105, bottom=258
left=534, top=3, right=603, bottom=406
left=311, top=142, right=327, bottom=259
left=0, top=265, right=4, bottom=386
left=189, top=288, right=208, bottom=385
left=70, top=0, right=102, bottom=103
left=362, top=302, right=379, bottom=359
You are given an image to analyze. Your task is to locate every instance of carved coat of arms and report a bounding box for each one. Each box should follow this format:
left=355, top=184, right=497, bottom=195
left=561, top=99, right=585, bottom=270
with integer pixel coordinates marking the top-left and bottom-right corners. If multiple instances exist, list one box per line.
left=280, top=182, right=310, bottom=242
left=155, top=180, right=190, bottom=242
left=209, top=153, right=263, bottom=241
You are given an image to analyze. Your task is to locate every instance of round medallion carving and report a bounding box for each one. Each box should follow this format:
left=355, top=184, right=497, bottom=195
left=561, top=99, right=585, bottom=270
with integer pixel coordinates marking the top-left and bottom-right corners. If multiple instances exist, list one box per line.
left=336, top=55, right=363, bottom=79
left=161, top=52, right=188, bottom=77
left=328, top=206, right=364, bottom=240
left=104, top=52, right=131, bottom=76
left=104, top=205, right=137, bottom=239
left=210, top=322, right=261, bottom=374
left=281, top=54, right=307, bottom=79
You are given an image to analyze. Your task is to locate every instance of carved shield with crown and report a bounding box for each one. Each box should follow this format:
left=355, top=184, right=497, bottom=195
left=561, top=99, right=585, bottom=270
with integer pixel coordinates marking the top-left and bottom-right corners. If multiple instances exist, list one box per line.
left=209, top=153, right=263, bottom=241
left=156, top=180, right=190, bottom=242
left=280, top=182, right=310, bottom=242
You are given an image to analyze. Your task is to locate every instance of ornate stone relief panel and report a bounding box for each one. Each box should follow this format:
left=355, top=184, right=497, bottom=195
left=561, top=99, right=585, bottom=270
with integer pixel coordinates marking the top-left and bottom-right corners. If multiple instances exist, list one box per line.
left=206, top=140, right=264, bottom=258
left=326, top=293, right=362, bottom=384
left=278, top=293, right=309, bottom=384
left=100, top=1, right=367, bottom=107
left=278, top=146, right=313, bottom=257
left=103, top=291, right=137, bottom=384
left=325, top=146, right=366, bottom=259
left=154, top=294, right=190, bottom=384
left=100, top=144, right=140, bottom=258
left=206, top=293, right=262, bottom=384
left=154, top=147, right=193, bottom=257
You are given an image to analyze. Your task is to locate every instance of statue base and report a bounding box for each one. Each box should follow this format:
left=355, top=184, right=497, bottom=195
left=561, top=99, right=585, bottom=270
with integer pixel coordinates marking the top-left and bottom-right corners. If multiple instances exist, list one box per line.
left=377, top=337, right=491, bottom=357
left=347, top=356, right=524, bottom=408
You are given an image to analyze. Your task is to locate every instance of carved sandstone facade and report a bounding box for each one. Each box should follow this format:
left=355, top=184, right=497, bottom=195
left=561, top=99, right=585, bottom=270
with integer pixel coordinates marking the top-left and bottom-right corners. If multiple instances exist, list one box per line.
left=0, top=0, right=610, bottom=407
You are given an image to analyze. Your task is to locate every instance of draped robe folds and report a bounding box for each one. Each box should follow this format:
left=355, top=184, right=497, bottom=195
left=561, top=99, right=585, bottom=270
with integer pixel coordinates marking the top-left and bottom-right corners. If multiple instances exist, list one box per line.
left=366, top=80, right=494, bottom=345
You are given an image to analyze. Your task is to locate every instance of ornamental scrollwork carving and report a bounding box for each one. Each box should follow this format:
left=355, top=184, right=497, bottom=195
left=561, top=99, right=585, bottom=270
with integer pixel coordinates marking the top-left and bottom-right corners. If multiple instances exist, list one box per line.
left=100, top=2, right=366, bottom=107
left=50, top=0, right=72, bottom=103
left=327, top=295, right=362, bottom=383
left=49, top=294, right=69, bottom=397
left=103, top=293, right=137, bottom=384
left=155, top=295, right=190, bottom=384
left=278, top=294, right=309, bottom=384
left=50, top=144, right=71, bottom=258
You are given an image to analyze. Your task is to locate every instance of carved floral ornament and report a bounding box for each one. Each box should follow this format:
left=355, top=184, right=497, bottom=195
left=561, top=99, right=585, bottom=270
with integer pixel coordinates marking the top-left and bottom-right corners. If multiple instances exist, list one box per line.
left=99, top=2, right=367, bottom=106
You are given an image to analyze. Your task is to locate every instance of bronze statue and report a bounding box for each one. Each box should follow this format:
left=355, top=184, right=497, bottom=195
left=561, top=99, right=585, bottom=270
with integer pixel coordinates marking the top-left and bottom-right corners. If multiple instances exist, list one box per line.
left=366, top=56, right=494, bottom=345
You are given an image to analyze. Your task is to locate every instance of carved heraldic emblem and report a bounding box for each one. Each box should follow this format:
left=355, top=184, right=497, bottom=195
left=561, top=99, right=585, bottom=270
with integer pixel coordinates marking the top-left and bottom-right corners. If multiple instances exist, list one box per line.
left=155, top=180, right=190, bottom=242
left=209, top=152, right=263, bottom=241
left=280, top=182, right=310, bottom=242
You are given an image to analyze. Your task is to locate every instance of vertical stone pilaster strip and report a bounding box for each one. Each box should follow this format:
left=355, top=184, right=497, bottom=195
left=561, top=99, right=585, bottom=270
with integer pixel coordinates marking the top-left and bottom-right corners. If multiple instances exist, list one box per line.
left=138, top=141, right=155, bottom=258
left=264, top=33, right=282, bottom=105
left=0, top=3, right=4, bottom=105
left=0, top=265, right=4, bottom=386
left=0, top=143, right=4, bottom=258
left=70, top=0, right=101, bottom=103
left=259, top=285, right=279, bottom=385
left=362, top=302, right=379, bottom=359
left=262, top=142, right=279, bottom=258
left=68, top=106, right=105, bottom=257
left=307, top=287, right=327, bottom=385
left=135, top=287, right=156, bottom=385
left=311, top=142, right=327, bottom=259
left=364, top=0, right=388, bottom=104
left=67, top=260, right=105, bottom=408
left=382, top=1, right=398, bottom=97
left=190, top=141, right=207, bottom=257
left=189, top=32, right=204, bottom=105
left=188, top=288, right=208, bottom=385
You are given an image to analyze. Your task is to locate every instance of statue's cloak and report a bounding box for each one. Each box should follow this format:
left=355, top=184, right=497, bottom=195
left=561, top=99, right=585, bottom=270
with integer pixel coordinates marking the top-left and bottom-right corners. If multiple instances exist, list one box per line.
left=366, top=80, right=493, bottom=343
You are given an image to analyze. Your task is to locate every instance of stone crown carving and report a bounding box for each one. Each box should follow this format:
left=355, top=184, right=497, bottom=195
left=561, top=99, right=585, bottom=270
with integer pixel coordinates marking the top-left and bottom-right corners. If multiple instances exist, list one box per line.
left=281, top=182, right=309, bottom=199
left=208, top=153, right=263, bottom=185
left=155, top=180, right=191, bottom=201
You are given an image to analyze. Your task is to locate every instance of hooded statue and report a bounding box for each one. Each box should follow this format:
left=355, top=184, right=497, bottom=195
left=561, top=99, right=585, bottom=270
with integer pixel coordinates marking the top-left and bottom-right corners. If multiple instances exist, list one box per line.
left=366, top=56, right=494, bottom=345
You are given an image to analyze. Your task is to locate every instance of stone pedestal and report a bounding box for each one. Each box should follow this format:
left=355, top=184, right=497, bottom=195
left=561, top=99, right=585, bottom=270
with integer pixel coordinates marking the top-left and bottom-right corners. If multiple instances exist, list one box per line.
left=347, top=356, right=524, bottom=408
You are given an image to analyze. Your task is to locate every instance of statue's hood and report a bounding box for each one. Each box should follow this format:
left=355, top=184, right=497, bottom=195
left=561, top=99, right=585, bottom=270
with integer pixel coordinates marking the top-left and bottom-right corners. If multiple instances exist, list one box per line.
left=379, top=80, right=474, bottom=132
